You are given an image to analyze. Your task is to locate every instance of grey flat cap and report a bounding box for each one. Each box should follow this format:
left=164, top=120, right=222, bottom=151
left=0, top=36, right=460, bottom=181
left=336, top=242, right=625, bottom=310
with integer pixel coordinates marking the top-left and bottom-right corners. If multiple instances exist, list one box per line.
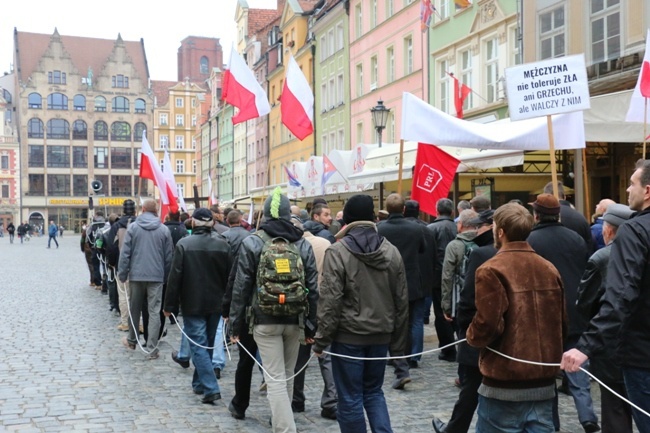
left=603, top=203, right=634, bottom=227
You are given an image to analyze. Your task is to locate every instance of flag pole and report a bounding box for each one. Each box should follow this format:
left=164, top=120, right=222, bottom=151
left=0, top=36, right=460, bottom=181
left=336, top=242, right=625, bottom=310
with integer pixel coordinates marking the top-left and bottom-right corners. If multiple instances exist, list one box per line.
left=546, top=115, right=559, bottom=198
left=136, top=176, right=143, bottom=214
left=397, top=139, right=405, bottom=195
left=643, top=98, right=648, bottom=159
left=582, top=147, right=591, bottom=222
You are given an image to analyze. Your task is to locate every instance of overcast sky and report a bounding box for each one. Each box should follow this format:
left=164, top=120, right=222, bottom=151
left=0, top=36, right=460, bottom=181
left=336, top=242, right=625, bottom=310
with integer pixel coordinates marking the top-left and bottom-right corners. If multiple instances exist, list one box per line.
left=0, top=0, right=277, bottom=81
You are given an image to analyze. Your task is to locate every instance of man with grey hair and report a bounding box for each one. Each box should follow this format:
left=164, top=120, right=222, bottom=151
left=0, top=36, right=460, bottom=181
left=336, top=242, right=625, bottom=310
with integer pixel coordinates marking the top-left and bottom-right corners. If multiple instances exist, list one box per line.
left=455, top=200, right=471, bottom=223
left=164, top=207, right=232, bottom=404
left=118, top=199, right=173, bottom=359
left=427, top=198, right=458, bottom=361
left=441, top=209, right=478, bottom=322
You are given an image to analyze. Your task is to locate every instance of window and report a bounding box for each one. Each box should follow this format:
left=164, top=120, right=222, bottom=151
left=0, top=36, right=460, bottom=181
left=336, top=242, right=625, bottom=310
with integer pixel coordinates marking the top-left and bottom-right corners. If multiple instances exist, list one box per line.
left=94, top=96, right=106, bottom=112
left=175, top=135, right=184, bottom=149
left=134, top=149, right=141, bottom=169
left=338, top=129, right=345, bottom=151
left=176, top=114, right=184, bottom=126
left=47, top=119, right=70, bottom=139
left=460, top=49, right=473, bottom=110
left=48, top=70, right=66, bottom=85
left=200, top=56, right=209, bottom=74
left=2, top=89, right=11, bottom=104
left=111, top=122, right=131, bottom=141
left=72, top=120, right=87, bottom=140
left=135, top=99, right=146, bottom=113
left=94, top=148, right=109, bottom=169
left=370, top=0, right=377, bottom=28
left=386, top=0, right=394, bottom=18
left=160, top=135, right=169, bottom=149
left=438, top=0, right=449, bottom=20
left=191, top=115, right=197, bottom=127
left=356, top=63, right=363, bottom=97
left=320, top=35, right=327, bottom=61
left=28, top=174, right=44, bottom=195
left=73, top=175, right=87, bottom=196
left=1, top=184, right=7, bottom=198
left=356, top=122, right=364, bottom=145
left=337, top=74, right=344, bottom=105
left=329, top=78, right=336, bottom=108
left=176, top=159, right=185, bottom=173
left=355, top=4, right=363, bottom=39
left=112, top=96, right=129, bottom=113
left=73, top=95, right=86, bottom=111
left=404, top=36, right=413, bottom=75
left=1, top=155, right=8, bottom=170
left=485, top=37, right=498, bottom=103
left=387, top=47, right=395, bottom=82
left=591, top=0, right=620, bottom=63
left=111, top=175, right=131, bottom=195
left=47, top=175, right=70, bottom=196
left=94, top=121, right=108, bottom=141
left=177, top=183, right=185, bottom=198
left=28, top=93, right=42, bottom=109
left=112, top=75, right=129, bottom=88
left=336, top=24, right=344, bottom=51
left=73, top=147, right=87, bottom=168
left=28, top=118, right=44, bottom=138
left=439, top=59, right=449, bottom=112
left=47, top=146, right=70, bottom=168
left=192, top=160, right=197, bottom=173
left=192, top=137, right=196, bottom=149
left=134, top=122, right=146, bottom=141
left=321, top=83, right=328, bottom=111
left=28, top=146, right=44, bottom=167
left=47, top=93, right=68, bottom=110
left=159, top=113, right=168, bottom=125
left=111, top=148, right=132, bottom=169
left=328, top=30, right=335, bottom=57
left=370, top=56, right=378, bottom=90
left=176, top=97, right=183, bottom=108
left=540, top=6, right=565, bottom=59
left=322, top=135, right=328, bottom=154
left=511, top=26, right=522, bottom=65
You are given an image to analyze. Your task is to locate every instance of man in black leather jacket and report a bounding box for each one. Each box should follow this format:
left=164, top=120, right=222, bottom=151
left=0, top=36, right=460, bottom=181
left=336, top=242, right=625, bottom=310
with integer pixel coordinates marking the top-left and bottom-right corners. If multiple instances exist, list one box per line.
left=563, top=159, right=650, bottom=433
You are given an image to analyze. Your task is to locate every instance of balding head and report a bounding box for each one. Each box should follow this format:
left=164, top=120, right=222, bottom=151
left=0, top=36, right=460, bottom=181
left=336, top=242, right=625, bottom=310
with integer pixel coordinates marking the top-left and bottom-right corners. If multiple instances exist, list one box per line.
left=142, top=199, right=158, bottom=214
left=596, top=198, right=616, bottom=216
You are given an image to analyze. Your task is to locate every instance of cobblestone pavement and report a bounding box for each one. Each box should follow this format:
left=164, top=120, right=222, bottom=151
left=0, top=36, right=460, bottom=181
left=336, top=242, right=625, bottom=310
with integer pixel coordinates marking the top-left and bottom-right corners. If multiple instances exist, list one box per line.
left=0, top=235, right=623, bottom=432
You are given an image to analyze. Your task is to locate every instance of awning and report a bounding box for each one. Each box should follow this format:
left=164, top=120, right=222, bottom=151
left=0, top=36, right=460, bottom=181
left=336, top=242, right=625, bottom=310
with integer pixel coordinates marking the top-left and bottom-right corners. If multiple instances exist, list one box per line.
left=583, top=89, right=644, bottom=143
left=348, top=141, right=524, bottom=184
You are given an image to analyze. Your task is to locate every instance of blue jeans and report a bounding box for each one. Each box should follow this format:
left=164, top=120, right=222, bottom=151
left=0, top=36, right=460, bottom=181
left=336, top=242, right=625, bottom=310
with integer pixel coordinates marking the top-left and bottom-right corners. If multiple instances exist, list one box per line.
left=623, top=366, right=650, bottom=433
left=177, top=332, right=191, bottom=362
left=331, top=341, right=392, bottom=433
left=183, top=314, right=220, bottom=396
left=565, top=363, right=598, bottom=424
left=212, top=316, right=226, bottom=370
left=409, top=299, right=426, bottom=362
left=476, top=395, right=554, bottom=433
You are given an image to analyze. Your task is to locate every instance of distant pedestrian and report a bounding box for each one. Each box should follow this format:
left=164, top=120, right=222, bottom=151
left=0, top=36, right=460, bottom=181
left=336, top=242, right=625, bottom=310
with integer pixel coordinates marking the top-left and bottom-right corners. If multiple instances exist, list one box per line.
left=7, top=221, right=15, bottom=244
left=47, top=221, right=59, bottom=249
left=59, top=224, right=64, bottom=237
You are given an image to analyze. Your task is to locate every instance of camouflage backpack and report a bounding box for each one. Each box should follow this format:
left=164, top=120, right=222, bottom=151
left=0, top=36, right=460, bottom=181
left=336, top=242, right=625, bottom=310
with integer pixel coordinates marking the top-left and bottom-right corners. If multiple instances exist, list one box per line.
left=253, top=230, right=308, bottom=317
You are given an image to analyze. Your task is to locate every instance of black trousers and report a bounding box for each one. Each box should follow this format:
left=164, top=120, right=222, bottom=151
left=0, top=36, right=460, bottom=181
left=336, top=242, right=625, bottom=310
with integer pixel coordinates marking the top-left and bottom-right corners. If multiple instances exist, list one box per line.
left=445, top=364, right=482, bottom=433
left=600, top=381, right=633, bottom=433
left=231, top=331, right=258, bottom=413
left=432, top=286, right=457, bottom=355
left=91, top=252, right=102, bottom=286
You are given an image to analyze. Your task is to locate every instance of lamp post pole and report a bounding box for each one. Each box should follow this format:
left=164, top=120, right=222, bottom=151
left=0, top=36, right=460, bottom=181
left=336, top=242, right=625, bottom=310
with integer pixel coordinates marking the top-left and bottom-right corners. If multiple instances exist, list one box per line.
left=371, top=99, right=391, bottom=211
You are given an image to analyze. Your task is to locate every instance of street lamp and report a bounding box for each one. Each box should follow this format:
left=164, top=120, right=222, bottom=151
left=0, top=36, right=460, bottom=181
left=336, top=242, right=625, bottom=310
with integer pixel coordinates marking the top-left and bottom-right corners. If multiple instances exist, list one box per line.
left=215, top=162, right=223, bottom=203
left=371, top=99, right=391, bottom=210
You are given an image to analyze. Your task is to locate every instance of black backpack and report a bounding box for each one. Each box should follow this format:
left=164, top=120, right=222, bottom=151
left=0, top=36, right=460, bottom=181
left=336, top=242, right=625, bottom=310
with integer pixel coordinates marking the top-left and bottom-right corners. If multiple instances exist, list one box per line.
left=451, top=239, right=478, bottom=317
left=105, top=217, right=134, bottom=268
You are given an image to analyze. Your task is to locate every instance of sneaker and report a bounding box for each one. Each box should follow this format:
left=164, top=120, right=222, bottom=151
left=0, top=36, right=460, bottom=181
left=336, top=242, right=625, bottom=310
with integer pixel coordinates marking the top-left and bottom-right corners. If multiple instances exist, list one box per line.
left=291, top=402, right=305, bottom=413
left=391, top=376, right=411, bottom=390
left=121, top=336, right=135, bottom=350
left=229, top=401, right=245, bottom=420
left=202, top=393, right=222, bottom=404
left=259, top=381, right=267, bottom=393
left=214, top=368, right=221, bottom=379
left=146, top=351, right=159, bottom=360
left=171, top=350, right=190, bottom=369
left=117, top=324, right=129, bottom=332
left=582, top=421, right=600, bottom=433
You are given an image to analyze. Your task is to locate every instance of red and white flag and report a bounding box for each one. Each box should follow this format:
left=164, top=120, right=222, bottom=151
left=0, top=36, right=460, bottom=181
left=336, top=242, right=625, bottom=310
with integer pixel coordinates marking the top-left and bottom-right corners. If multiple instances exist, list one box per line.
left=207, top=176, right=216, bottom=207
left=222, top=47, right=271, bottom=125
left=139, top=132, right=169, bottom=206
left=279, top=56, right=314, bottom=140
left=449, top=73, right=472, bottom=119
left=626, top=29, right=650, bottom=123
left=410, top=143, right=460, bottom=217
left=161, top=150, right=185, bottom=216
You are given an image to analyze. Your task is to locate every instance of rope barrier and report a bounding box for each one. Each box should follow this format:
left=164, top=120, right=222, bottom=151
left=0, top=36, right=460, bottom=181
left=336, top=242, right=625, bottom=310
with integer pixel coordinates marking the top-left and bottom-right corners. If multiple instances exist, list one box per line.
left=116, top=279, right=166, bottom=356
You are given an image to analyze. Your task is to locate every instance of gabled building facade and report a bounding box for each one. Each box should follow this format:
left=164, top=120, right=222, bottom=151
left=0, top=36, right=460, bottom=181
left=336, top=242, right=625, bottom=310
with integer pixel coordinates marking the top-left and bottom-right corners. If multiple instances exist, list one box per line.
left=13, top=29, right=151, bottom=231
left=0, top=75, right=20, bottom=229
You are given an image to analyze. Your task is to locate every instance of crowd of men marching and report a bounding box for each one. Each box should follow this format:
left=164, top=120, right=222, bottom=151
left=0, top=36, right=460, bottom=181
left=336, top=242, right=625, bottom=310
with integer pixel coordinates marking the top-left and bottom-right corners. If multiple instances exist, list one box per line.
left=78, top=159, right=650, bottom=433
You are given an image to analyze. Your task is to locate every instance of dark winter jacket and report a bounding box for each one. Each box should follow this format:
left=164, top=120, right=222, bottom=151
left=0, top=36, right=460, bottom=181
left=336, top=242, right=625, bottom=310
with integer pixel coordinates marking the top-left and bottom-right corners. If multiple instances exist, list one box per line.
left=427, top=216, right=457, bottom=290
left=314, top=221, right=409, bottom=354
left=303, top=220, right=336, bottom=244
left=577, top=207, right=650, bottom=369
left=377, top=213, right=427, bottom=300
left=221, top=226, right=252, bottom=318
left=164, top=226, right=232, bottom=316
left=229, top=218, right=319, bottom=337
left=527, top=221, right=589, bottom=338
left=560, top=200, right=593, bottom=252
left=406, top=217, right=436, bottom=299
left=163, top=221, right=188, bottom=247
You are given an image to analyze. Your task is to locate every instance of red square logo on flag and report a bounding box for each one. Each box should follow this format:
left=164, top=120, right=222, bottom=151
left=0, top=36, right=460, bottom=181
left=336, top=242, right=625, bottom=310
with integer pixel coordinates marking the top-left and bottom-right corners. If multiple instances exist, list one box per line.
left=415, top=164, right=443, bottom=194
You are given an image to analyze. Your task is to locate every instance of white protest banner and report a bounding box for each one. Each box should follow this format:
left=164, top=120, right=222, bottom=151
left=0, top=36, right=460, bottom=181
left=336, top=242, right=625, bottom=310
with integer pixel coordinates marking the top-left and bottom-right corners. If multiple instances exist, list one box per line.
left=505, top=54, right=591, bottom=121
